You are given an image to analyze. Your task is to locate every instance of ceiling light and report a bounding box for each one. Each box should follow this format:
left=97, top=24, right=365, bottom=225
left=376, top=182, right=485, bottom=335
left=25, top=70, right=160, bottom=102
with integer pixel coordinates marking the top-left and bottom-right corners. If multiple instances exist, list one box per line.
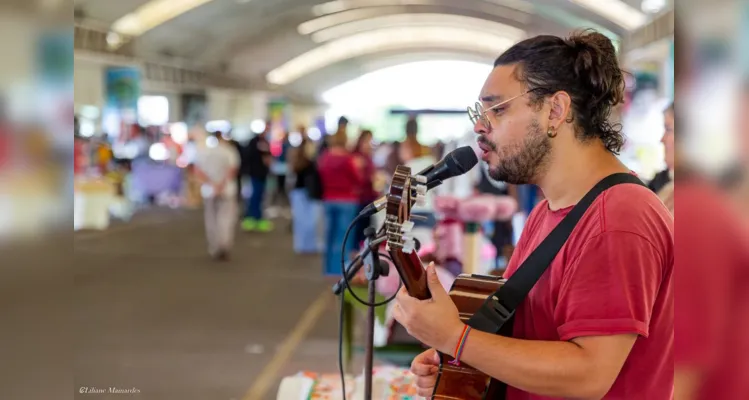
left=206, top=136, right=219, bottom=148
left=289, top=132, right=303, bottom=147
left=149, top=143, right=170, bottom=161
left=205, top=120, right=231, bottom=133
left=250, top=119, right=266, bottom=133
left=79, top=120, right=95, bottom=137
left=312, top=0, right=348, bottom=15
left=106, top=32, right=122, bottom=49
left=112, top=0, right=216, bottom=37
left=312, top=0, right=535, bottom=17
left=170, top=122, right=188, bottom=144
left=302, top=1, right=531, bottom=34
left=268, top=27, right=515, bottom=85
left=640, top=0, right=666, bottom=14
left=310, top=13, right=526, bottom=43
left=308, top=127, right=322, bottom=141
left=299, top=8, right=395, bottom=35
left=568, top=0, right=647, bottom=30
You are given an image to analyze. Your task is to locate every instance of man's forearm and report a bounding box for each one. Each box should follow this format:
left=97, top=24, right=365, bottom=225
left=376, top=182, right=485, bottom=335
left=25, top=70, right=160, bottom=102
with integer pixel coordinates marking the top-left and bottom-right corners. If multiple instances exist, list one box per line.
left=454, top=329, right=606, bottom=399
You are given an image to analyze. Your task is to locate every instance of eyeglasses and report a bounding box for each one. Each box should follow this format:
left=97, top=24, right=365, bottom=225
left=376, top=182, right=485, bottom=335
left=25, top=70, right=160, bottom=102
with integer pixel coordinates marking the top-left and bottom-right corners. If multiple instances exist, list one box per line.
left=467, top=89, right=536, bottom=129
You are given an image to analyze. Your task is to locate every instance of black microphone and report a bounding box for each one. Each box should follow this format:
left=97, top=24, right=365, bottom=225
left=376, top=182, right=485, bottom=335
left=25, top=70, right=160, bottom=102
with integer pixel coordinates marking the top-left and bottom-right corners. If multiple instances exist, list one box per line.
left=416, top=145, right=479, bottom=190
left=357, top=146, right=478, bottom=218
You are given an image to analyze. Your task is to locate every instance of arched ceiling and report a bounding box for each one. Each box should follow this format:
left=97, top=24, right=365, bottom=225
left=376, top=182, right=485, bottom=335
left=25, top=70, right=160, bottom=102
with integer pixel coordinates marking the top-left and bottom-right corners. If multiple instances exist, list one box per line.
left=74, top=0, right=659, bottom=100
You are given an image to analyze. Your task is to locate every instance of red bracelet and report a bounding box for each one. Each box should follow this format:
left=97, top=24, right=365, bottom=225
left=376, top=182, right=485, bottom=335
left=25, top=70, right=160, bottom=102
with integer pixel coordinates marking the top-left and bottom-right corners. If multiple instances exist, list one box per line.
left=448, top=325, right=471, bottom=366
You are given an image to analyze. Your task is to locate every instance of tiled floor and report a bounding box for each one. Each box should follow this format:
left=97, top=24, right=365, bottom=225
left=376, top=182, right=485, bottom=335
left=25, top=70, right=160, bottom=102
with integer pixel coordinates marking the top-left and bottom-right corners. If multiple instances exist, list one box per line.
left=66, top=208, right=373, bottom=400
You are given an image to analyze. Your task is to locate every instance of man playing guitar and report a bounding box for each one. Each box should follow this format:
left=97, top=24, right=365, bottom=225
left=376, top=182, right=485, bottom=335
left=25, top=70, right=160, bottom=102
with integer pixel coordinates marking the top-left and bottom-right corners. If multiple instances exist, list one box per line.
left=392, top=30, right=674, bottom=399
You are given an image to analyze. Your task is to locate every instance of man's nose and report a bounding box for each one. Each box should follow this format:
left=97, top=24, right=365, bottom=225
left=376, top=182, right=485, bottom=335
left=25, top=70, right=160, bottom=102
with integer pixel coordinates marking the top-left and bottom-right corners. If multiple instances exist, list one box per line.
left=473, top=120, right=488, bottom=136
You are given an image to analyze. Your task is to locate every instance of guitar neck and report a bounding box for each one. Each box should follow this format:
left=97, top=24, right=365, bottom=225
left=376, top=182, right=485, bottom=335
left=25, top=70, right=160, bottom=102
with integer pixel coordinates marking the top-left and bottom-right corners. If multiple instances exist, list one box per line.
left=387, top=248, right=431, bottom=300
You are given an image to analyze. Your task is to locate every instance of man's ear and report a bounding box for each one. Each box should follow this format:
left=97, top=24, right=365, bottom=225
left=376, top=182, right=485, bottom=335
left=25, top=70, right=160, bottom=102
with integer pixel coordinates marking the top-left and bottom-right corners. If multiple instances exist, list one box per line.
left=548, top=91, right=573, bottom=129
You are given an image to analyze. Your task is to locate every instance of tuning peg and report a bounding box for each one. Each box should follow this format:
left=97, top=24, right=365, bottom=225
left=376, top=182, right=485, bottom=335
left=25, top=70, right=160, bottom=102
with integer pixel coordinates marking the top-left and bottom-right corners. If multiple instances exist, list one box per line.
left=414, top=193, right=426, bottom=207
left=416, top=185, right=427, bottom=196
left=402, top=237, right=415, bottom=254
left=414, top=175, right=427, bottom=184
left=401, top=220, right=415, bottom=233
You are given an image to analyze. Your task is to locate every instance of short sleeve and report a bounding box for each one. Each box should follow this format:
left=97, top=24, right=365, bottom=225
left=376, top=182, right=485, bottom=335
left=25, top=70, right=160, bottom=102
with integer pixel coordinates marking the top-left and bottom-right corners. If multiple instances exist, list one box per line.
left=555, top=231, right=664, bottom=341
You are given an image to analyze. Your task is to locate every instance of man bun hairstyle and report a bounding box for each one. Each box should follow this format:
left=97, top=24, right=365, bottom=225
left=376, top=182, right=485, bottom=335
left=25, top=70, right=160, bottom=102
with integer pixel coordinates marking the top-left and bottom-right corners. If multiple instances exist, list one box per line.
left=494, top=29, right=626, bottom=154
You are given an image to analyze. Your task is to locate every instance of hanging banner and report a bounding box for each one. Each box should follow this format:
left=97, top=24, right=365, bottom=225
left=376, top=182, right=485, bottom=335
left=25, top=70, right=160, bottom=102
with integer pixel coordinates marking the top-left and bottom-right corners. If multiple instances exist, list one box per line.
left=104, top=67, right=141, bottom=139
left=267, top=99, right=288, bottom=157
left=105, top=67, right=140, bottom=112
left=37, top=30, right=73, bottom=89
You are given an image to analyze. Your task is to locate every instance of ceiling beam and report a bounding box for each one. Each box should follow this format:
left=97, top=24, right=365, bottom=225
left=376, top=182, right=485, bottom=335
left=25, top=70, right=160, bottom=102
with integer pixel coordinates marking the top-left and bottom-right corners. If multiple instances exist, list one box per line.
left=305, top=12, right=527, bottom=43
left=266, top=26, right=515, bottom=85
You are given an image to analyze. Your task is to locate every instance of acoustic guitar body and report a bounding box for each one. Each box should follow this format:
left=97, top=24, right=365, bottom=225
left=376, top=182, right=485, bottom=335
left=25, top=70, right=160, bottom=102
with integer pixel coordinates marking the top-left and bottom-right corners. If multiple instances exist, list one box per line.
left=432, top=274, right=513, bottom=400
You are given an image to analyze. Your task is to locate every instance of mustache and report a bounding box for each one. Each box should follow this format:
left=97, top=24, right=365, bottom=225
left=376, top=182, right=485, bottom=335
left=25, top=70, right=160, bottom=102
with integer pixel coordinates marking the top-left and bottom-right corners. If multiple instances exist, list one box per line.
left=477, top=136, right=498, bottom=152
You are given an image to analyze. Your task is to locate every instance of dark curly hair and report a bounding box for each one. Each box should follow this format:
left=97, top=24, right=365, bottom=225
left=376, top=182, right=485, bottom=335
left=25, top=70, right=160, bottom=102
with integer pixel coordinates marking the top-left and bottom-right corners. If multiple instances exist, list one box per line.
left=494, top=29, right=626, bottom=154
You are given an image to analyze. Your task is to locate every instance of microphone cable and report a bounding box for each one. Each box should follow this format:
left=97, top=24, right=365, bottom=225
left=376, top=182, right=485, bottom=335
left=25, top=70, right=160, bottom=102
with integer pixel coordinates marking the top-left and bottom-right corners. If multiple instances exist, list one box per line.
left=337, top=214, right=402, bottom=400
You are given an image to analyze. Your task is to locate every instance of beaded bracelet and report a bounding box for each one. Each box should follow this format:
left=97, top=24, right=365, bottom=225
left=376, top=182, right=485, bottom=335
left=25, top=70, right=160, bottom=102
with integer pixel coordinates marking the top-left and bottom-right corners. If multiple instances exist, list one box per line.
left=448, top=325, right=472, bottom=366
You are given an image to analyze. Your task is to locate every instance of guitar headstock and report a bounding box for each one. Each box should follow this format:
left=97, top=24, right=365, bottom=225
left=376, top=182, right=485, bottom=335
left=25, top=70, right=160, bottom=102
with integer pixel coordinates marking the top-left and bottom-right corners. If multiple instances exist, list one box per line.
left=385, top=165, right=427, bottom=253
left=384, top=165, right=431, bottom=300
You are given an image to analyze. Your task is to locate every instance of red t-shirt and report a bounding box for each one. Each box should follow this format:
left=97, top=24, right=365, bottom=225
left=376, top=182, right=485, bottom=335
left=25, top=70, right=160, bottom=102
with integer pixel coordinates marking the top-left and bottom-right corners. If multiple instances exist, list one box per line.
left=675, top=179, right=749, bottom=400
left=503, top=182, right=674, bottom=400
left=317, top=151, right=363, bottom=202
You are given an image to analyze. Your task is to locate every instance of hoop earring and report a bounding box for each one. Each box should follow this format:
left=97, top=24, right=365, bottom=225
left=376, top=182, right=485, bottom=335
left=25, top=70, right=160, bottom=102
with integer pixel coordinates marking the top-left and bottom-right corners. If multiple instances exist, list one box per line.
left=547, top=127, right=557, bottom=138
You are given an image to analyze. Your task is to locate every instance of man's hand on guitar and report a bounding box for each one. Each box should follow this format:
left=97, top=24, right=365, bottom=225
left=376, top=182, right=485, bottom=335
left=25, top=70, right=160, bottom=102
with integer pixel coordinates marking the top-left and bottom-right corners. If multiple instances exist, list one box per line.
left=392, top=263, right=465, bottom=354
left=410, top=348, right=441, bottom=397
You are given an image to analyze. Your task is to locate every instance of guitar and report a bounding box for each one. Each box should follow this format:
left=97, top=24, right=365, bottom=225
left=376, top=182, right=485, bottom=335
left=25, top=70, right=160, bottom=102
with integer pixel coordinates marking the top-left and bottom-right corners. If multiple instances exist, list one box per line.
left=384, top=165, right=512, bottom=400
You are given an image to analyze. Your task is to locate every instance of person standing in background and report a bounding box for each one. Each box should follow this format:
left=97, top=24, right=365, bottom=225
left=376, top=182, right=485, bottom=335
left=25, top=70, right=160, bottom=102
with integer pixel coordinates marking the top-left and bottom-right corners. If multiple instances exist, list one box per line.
left=288, top=126, right=323, bottom=253
left=242, top=122, right=273, bottom=232
left=352, top=129, right=377, bottom=248
left=193, top=130, right=240, bottom=260
left=227, top=131, right=245, bottom=204
left=652, top=103, right=675, bottom=213
left=317, top=126, right=364, bottom=277
left=320, top=116, right=349, bottom=153
left=270, top=131, right=291, bottom=210
left=401, top=118, right=438, bottom=227
left=648, top=103, right=675, bottom=202
left=399, top=116, right=429, bottom=162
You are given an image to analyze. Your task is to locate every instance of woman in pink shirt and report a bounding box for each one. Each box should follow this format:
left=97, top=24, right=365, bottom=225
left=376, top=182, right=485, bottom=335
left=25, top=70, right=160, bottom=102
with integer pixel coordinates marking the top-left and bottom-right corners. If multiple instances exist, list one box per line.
left=317, top=128, right=364, bottom=276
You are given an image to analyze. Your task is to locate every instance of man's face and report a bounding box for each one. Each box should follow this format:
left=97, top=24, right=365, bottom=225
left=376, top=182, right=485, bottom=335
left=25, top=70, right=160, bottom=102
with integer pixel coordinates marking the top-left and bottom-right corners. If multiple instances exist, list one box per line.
left=474, top=65, right=552, bottom=184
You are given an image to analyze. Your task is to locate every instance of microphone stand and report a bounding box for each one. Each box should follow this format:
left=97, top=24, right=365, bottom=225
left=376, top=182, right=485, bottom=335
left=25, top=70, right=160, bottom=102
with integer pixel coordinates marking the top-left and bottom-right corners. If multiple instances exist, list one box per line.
left=332, top=227, right=389, bottom=400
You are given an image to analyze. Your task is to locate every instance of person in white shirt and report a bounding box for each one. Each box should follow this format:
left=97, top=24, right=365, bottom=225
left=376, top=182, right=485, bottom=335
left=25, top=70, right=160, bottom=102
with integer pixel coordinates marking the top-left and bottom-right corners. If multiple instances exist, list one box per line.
left=193, top=130, right=240, bottom=260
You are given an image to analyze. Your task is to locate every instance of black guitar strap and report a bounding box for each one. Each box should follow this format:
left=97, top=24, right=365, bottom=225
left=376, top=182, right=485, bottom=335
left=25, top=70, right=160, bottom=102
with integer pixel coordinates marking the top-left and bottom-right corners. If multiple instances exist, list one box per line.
left=466, top=173, right=646, bottom=334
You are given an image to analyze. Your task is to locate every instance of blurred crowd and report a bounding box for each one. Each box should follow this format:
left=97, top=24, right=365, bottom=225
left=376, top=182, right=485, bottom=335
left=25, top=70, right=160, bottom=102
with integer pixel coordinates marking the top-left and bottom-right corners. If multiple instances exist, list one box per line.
left=189, top=116, right=471, bottom=272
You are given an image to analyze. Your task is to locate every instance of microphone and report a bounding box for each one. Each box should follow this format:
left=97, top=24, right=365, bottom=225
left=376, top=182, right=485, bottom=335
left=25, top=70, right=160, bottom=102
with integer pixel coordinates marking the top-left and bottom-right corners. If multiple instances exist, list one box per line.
left=357, top=146, right=479, bottom=218
left=417, top=145, right=479, bottom=190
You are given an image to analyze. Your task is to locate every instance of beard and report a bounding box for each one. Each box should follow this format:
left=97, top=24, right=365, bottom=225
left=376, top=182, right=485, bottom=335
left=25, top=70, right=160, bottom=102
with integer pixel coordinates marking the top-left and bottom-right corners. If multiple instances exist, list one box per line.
left=485, top=118, right=552, bottom=184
